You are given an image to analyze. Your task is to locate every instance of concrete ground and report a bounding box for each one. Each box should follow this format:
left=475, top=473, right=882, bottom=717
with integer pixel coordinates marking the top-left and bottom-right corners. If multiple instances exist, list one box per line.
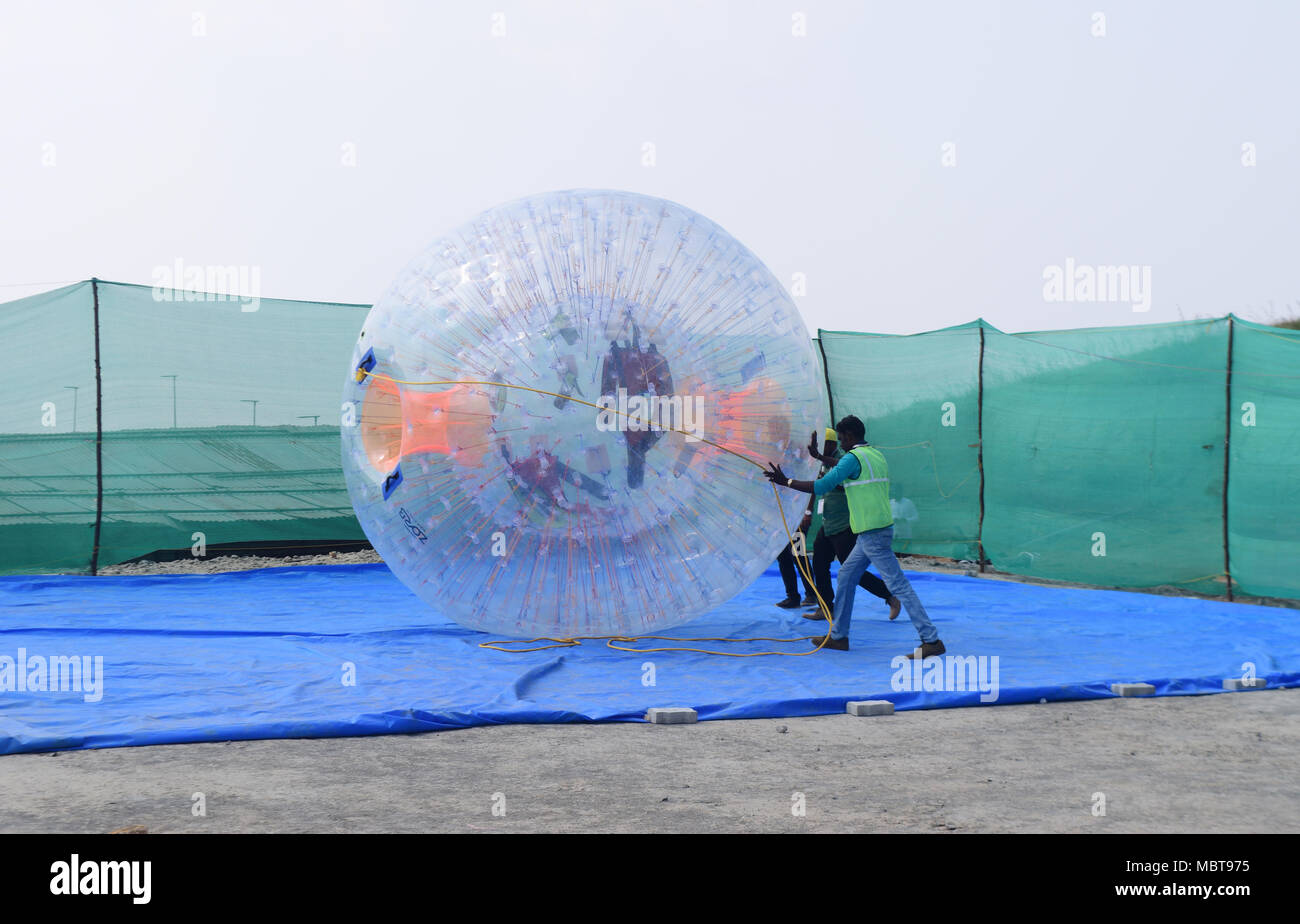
left=2, top=687, right=1295, bottom=833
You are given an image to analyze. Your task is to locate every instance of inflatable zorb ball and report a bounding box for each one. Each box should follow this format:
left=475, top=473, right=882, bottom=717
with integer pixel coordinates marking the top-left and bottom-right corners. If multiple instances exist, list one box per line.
left=342, top=189, right=825, bottom=638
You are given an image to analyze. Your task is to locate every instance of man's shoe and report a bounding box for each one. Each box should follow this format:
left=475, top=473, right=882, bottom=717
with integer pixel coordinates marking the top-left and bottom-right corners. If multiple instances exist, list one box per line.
left=887, top=596, right=901, bottom=621
left=802, top=606, right=831, bottom=620
left=810, top=635, right=849, bottom=651
left=905, top=639, right=946, bottom=660
left=775, top=595, right=801, bottom=609
left=801, top=593, right=819, bottom=606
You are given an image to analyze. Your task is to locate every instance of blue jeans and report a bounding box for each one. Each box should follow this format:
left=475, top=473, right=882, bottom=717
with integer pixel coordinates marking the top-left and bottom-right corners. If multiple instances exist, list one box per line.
left=831, top=526, right=939, bottom=644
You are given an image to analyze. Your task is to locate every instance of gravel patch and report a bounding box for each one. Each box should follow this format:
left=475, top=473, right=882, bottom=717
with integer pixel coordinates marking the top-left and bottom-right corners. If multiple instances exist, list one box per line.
left=97, top=549, right=384, bottom=576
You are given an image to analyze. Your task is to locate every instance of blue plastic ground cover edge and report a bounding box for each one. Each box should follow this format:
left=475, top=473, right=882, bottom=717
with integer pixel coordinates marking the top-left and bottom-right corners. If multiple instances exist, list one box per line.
left=0, top=564, right=1296, bottom=755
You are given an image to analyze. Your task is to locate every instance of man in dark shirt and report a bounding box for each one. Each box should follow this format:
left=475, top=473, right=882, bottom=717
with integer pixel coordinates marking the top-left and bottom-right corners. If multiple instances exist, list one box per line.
left=774, top=520, right=816, bottom=608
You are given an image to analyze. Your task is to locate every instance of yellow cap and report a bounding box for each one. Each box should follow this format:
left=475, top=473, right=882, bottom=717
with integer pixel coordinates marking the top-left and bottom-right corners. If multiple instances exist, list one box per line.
left=824, top=427, right=837, bottom=441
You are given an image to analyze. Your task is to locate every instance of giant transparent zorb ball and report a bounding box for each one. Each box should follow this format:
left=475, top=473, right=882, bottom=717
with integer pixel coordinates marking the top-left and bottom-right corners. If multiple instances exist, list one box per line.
left=342, top=189, right=825, bottom=637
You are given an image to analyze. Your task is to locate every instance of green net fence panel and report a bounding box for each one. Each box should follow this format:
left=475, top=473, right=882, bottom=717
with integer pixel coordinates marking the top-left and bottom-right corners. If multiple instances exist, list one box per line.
left=0, top=281, right=368, bottom=574
left=822, top=316, right=1298, bottom=601
left=0, top=282, right=100, bottom=573
left=817, top=323, right=984, bottom=561
left=982, top=319, right=1230, bottom=597
left=3, top=281, right=1296, bottom=601
left=801, top=342, right=825, bottom=551
left=1228, top=319, right=1300, bottom=600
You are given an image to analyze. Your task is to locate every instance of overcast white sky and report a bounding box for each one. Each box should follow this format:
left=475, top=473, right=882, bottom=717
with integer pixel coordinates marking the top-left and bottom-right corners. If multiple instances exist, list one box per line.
left=2, top=0, right=1297, bottom=334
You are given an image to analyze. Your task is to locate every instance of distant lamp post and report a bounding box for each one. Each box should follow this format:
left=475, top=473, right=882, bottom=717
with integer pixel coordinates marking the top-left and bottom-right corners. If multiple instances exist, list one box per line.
left=241, top=399, right=259, bottom=426
left=297, top=415, right=320, bottom=426
left=160, top=374, right=178, bottom=428
left=64, top=386, right=79, bottom=432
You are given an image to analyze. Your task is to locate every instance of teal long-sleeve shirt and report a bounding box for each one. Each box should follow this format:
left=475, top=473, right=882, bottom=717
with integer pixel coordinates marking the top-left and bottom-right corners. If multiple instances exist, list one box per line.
left=813, top=451, right=861, bottom=496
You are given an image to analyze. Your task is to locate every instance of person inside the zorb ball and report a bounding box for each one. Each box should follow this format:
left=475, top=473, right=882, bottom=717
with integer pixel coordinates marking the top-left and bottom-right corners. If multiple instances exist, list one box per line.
left=500, top=440, right=610, bottom=511
left=599, top=320, right=672, bottom=489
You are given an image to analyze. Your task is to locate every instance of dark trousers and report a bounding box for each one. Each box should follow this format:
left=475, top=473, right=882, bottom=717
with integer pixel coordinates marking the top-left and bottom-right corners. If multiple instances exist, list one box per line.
left=812, top=526, right=892, bottom=606
left=777, top=540, right=814, bottom=598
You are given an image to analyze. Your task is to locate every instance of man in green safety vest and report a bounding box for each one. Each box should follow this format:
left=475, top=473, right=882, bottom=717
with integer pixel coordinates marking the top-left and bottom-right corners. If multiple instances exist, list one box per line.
left=765, top=414, right=945, bottom=657
left=806, top=427, right=901, bottom=622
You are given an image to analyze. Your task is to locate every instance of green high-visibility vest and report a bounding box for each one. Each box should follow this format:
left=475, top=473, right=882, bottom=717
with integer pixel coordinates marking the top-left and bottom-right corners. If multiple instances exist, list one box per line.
left=844, top=445, right=893, bottom=533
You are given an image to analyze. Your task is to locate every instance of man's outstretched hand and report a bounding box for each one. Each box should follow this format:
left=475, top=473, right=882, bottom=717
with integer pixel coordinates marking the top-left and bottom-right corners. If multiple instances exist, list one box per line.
left=764, top=462, right=788, bottom=484
left=806, top=430, right=821, bottom=461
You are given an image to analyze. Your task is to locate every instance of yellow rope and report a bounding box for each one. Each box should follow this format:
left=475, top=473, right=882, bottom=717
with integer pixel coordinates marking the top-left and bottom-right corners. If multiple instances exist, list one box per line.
left=1171, top=571, right=1230, bottom=586
left=357, top=369, right=837, bottom=656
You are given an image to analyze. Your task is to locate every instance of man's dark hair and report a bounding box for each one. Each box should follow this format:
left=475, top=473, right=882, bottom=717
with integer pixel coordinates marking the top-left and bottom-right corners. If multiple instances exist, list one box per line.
left=834, top=415, right=866, bottom=442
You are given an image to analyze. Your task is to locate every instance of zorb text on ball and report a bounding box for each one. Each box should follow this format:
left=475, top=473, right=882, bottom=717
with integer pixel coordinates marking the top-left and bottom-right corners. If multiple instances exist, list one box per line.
left=342, top=189, right=826, bottom=638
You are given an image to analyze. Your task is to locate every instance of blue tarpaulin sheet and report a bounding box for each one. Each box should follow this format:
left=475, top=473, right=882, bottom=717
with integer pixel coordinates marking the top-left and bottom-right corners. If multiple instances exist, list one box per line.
left=1, top=564, right=1297, bottom=754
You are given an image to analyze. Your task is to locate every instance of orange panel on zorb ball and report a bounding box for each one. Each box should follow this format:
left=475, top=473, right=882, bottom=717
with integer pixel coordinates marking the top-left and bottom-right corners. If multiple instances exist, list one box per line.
left=359, top=376, right=492, bottom=473
left=341, top=189, right=826, bottom=638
